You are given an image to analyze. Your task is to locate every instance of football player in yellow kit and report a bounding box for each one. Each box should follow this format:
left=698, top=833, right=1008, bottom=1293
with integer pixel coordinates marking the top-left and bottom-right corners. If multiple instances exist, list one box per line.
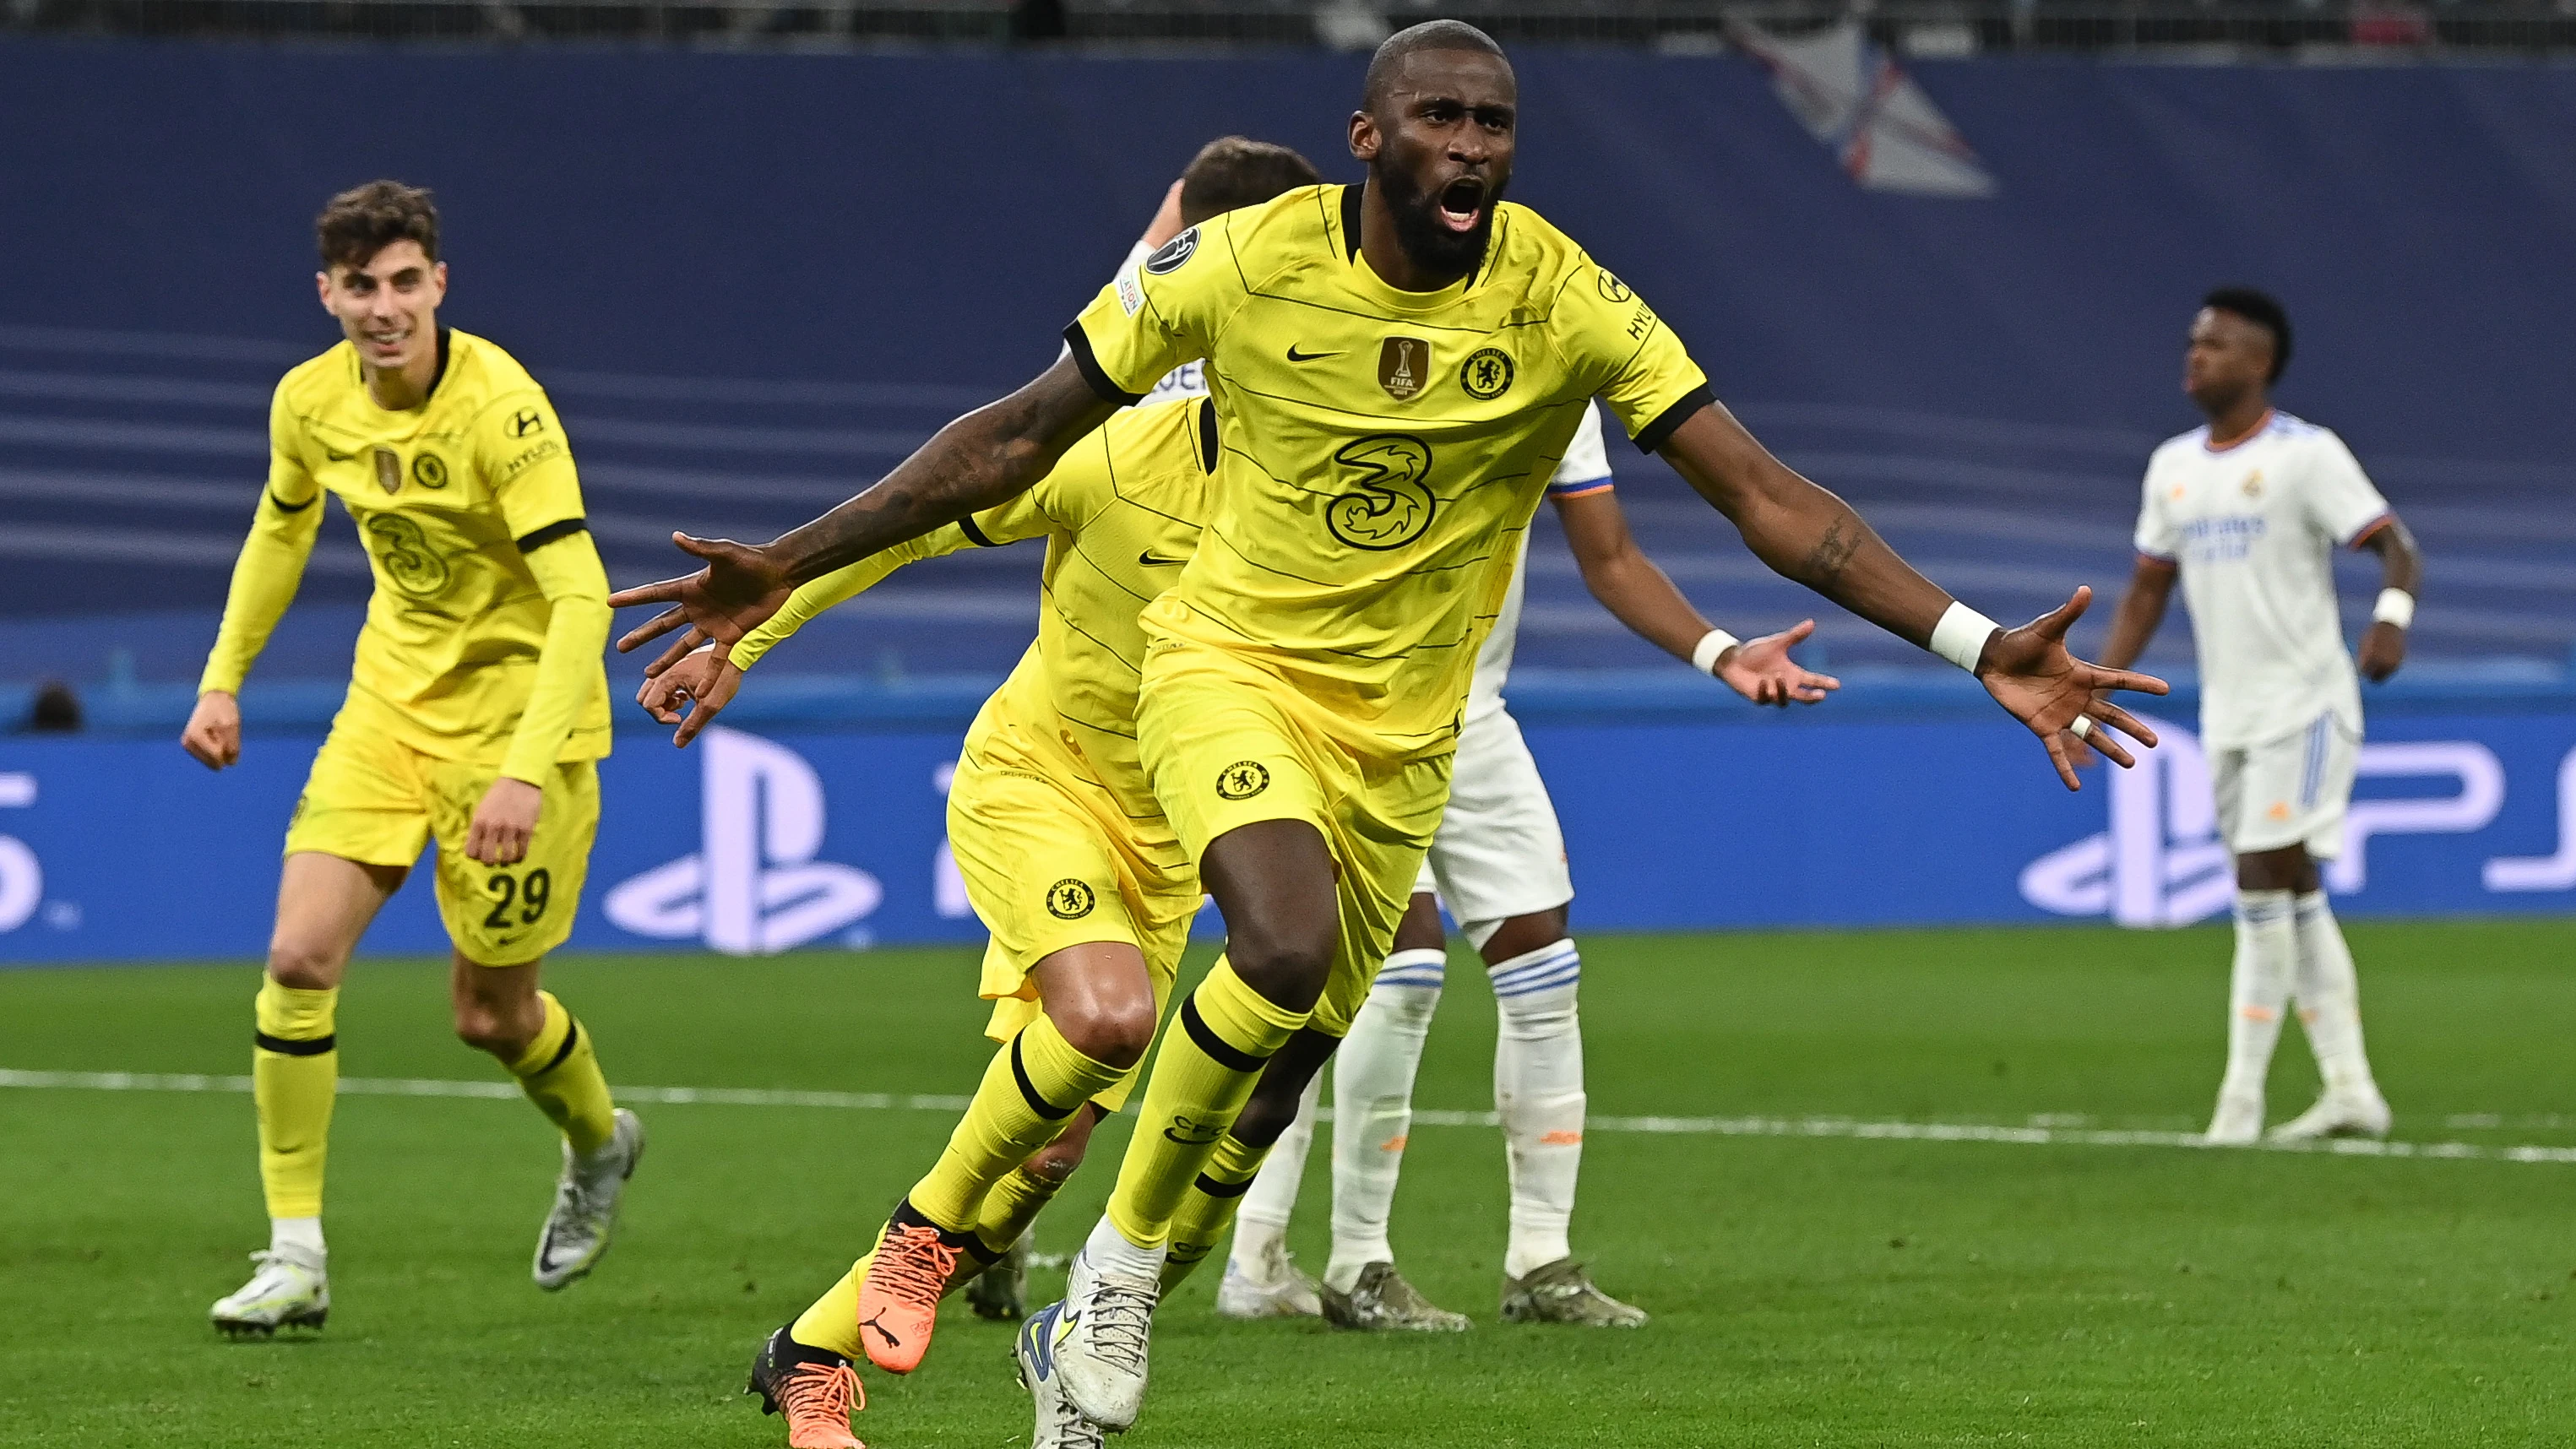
left=612, top=22, right=2165, bottom=1438
left=183, top=182, right=639, bottom=1336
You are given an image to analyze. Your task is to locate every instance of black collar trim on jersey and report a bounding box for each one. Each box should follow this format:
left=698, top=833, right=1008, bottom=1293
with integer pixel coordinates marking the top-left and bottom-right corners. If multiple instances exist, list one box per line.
left=427, top=327, right=452, bottom=399
left=1340, top=182, right=1364, bottom=263
left=1194, top=397, right=1219, bottom=474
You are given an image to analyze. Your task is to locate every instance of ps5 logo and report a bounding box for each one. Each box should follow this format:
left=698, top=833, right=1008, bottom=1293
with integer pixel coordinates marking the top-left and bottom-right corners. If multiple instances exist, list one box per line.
left=603, top=729, right=883, bottom=955
left=2021, top=716, right=2517, bottom=926
left=0, top=773, right=40, bottom=934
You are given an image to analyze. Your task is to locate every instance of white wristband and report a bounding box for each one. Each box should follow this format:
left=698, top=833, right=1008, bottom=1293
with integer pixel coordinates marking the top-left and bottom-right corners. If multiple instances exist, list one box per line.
left=1690, top=628, right=1741, bottom=676
left=2372, top=588, right=2416, bottom=630
left=1930, top=601, right=2001, bottom=673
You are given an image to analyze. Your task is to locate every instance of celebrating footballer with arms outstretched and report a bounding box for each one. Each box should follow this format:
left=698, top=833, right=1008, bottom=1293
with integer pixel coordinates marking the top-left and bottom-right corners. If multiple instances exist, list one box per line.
left=612, top=21, right=2164, bottom=1441
left=184, top=182, right=642, bottom=1338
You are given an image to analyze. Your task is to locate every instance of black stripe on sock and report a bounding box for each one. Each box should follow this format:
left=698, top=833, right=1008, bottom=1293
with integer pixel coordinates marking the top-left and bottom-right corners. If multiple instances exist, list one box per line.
left=1008, top=1032, right=1079, bottom=1121
left=1178, top=996, right=1269, bottom=1074
left=253, top=1030, right=334, bottom=1056
left=1191, top=1171, right=1256, bottom=1200
left=530, top=1017, right=582, bottom=1077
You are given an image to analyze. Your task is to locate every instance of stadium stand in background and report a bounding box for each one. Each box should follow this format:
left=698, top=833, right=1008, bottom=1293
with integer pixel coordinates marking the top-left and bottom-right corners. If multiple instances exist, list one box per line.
left=4, top=40, right=2573, bottom=729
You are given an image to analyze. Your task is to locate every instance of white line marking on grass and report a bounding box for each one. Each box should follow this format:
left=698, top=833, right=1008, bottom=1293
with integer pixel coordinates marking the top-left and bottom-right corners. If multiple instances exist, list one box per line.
left=8, top=1069, right=2573, bottom=1164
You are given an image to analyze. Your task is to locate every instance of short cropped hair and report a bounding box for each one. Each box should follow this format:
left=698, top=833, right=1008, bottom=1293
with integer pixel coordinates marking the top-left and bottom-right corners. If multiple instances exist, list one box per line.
left=1362, top=19, right=1507, bottom=111
left=317, top=181, right=441, bottom=272
left=2203, top=286, right=2291, bottom=383
left=1177, top=138, right=1323, bottom=229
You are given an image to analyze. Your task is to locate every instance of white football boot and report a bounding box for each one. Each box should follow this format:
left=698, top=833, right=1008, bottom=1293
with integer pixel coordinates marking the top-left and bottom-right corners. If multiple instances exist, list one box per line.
left=209, top=1249, right=329, bottom=1337
left=1052, top=1249, right=1160, bottom=1431
left=2203, top=1092, right=2264, bottom=1146
left=1215, top=1237, right=1323, bottom=1320
left=533, top=1108, right=645, bottom=1290
left=2268, top=1088, right=2392, bottom=1142
left=1017, top=1300, right=1107, bottom=1449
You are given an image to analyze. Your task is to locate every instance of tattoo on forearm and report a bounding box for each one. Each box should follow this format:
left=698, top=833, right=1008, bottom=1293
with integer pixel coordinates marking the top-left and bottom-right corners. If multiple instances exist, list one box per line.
left=1796, top=518, right=1859, bottom=588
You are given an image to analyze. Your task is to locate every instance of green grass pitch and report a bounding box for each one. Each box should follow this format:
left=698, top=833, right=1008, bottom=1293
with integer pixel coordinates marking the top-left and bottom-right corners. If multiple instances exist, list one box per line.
left=3, top=920, right=2573, bottom=1446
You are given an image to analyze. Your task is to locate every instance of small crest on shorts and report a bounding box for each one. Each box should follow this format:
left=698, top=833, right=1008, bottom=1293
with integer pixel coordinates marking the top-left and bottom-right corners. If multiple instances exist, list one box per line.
left=1378, top=337, right=1428, bottom=401
left=1216, top=760, right=1270, bottom=800
left=372, top=447, right=402, bottom=494
left=1046, top=878, right=1096, bottom=920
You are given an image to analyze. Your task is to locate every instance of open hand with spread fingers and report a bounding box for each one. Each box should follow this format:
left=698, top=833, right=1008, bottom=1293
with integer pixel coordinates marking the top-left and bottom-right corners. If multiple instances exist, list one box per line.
left=1717, top=619, right=1840, bottom=707
left=1973, top=587, right=2168, bottom=790
left=633, top=643, right=744, bottom=748
left=606, top=533, right=795, bottom=670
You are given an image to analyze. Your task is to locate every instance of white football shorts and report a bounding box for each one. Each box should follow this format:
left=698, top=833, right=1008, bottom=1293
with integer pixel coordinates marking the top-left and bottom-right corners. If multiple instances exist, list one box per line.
left=1412, top=706, right=1573, bottom=945
left=2210, top=712, right=2361, bottom=859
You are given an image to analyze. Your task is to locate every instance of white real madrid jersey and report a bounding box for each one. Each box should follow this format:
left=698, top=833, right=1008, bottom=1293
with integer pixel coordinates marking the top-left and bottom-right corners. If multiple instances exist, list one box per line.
left=2133, top=410, right=2394, bottom=748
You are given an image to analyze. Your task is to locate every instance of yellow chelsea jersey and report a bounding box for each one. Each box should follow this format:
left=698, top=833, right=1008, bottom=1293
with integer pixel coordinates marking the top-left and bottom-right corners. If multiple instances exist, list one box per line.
left=734, top=395, right=1215, bottom=811
left=204, top=329, right=611, bottom=765
left=1067, top=183, right=1710, bottom=758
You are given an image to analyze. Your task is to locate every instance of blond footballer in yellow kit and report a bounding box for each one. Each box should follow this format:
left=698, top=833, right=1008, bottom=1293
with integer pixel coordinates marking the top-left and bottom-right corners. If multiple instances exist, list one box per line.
left=183, top=182, right=640, bottom=1337
left=611, top=26, right=2163, bottom=1435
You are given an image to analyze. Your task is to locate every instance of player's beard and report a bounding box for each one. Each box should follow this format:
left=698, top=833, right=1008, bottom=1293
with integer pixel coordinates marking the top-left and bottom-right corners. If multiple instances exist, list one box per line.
left=1373, top=155, right=1506, bottom=281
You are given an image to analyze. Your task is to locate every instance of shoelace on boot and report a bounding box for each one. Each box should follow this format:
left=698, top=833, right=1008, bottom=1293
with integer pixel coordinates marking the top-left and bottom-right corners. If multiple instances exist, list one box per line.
left=1081, top=1279, right=1156, bottom=1371
left=780, top=1360, right=864, bottom=1425
left=874, top=1224, right=960, bottom=1306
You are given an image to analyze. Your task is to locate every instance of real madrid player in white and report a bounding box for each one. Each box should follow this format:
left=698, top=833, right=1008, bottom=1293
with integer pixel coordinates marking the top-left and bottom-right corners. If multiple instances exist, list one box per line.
left=2087, top=289, right=2422, bottom=1145
left=1216, top=417, right=1838, bottom=1331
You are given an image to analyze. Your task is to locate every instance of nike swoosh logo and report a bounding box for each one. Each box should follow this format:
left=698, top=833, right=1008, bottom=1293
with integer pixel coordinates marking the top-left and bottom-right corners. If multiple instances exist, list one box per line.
left=1053, top=1310, right=1079, bottom=1349
left=1138, top=551, right=1188, bottom=567
left=1285, top=345, right=1340, bottom=362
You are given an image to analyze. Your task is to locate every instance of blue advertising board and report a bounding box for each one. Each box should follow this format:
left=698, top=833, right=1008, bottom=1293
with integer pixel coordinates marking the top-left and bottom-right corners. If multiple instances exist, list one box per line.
left=3, top=709, right=2569, bottom=964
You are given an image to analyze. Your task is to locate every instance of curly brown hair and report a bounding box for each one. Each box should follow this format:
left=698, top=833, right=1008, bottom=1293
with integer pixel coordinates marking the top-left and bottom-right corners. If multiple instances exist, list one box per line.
left=316, top=181, right=440, bottom=272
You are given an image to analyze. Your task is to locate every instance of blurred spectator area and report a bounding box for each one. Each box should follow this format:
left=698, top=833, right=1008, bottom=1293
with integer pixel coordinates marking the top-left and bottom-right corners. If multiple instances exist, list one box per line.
left=5, top=0, right=2573, bottom=52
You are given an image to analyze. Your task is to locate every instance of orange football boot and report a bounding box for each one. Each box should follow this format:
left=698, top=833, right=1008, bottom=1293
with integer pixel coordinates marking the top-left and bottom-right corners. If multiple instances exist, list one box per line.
left=856, top=1213, right=964, bottom=1374
left=747, top=1326, right=867, bottom=1449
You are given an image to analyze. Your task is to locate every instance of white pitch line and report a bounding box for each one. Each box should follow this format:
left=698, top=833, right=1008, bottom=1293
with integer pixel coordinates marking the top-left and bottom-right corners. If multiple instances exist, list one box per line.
left=7, top=1068, right=2573, bottom=1165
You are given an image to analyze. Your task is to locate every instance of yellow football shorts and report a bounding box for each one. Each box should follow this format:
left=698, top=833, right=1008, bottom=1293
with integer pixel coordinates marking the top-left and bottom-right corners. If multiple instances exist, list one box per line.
left=949, top=715, right=1198, bottom=1111
left=1136, top=638, right=1451, bottom=1039
left=285, top=718, right=599, bottom=965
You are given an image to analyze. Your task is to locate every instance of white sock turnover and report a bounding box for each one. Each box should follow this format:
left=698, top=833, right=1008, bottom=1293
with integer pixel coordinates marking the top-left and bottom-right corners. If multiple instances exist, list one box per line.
left=1491, top=938, right=1584, bottom=1281
left=1323, top=947, right=1444, bottom=1294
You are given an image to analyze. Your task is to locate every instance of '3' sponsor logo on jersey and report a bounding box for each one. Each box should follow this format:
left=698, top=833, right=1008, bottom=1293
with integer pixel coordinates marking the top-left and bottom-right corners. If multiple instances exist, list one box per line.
left=1323, top=434, right=1434, bottom=551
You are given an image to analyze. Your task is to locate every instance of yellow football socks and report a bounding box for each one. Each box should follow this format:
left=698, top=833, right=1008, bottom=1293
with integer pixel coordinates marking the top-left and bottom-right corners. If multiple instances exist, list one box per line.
left=908, top=1015, right=1122, bottom=1231
left=1106, top=956, right=1307, bottom=1250
left=791, top=1252, right=872, bottom=1361
left=1161, top=1132, right=1269, bottom=1291
left=976, top=1161, right=1068, bottom=1258
left=253, top=978, right=339, bottom=1220
left=506, top=990, right=617, bottom=1157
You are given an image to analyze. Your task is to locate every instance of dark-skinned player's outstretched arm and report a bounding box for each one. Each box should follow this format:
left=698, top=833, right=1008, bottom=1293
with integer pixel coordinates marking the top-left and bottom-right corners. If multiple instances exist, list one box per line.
left=1652, top=400, right=2166, bottom=789
left=609, top=355, right=1115, bottom=673
left=611, top=360, right=2165, bottom=791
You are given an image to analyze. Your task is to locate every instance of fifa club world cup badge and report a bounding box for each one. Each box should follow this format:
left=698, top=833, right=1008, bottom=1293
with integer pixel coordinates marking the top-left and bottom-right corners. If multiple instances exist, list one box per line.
left=1378, top=336, right=1427, bottom=400
left=372, top=446, right=403, bottom=494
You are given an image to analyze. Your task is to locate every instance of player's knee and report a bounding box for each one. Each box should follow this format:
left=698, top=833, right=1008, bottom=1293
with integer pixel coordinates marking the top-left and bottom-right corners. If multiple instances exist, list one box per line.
left=265, top=940, right=344, bottom=992
left=1226, top=931, right=1335, bottom=1013
left=1055, top=997, right=1155, bottom=1069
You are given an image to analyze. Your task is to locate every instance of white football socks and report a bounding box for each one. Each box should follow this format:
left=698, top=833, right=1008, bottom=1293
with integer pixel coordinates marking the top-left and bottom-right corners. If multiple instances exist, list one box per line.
left=1082, top=1213, right=1167, bottom=1283
left=2291, top=891, right=2378, bottom=1098
left=1490, top=938, right=1585, bottom=1280
left=269, top=1215, right=325, bottom=1264
left=1323, top=948, right=1446, bottom=1294
left=1226, top=1073, right=1320, bottom=1274
left=2220, top=889, right=2296, bottom=1104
